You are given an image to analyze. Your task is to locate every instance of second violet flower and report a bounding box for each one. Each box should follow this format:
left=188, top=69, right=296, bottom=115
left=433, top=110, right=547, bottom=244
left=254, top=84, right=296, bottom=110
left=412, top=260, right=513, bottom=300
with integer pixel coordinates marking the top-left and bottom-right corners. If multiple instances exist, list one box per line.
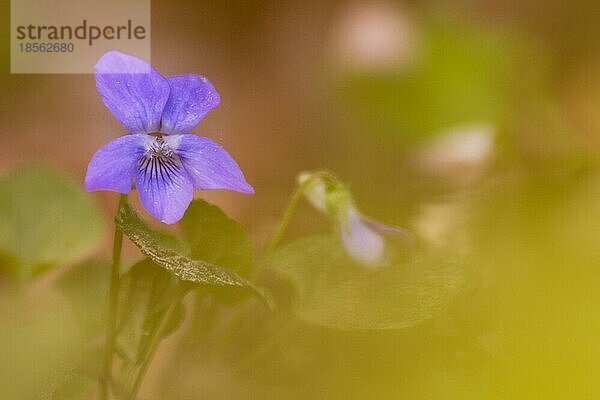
left=85, top=51, right=253, bottom=224
left=298, top=171, right=413, bottom=267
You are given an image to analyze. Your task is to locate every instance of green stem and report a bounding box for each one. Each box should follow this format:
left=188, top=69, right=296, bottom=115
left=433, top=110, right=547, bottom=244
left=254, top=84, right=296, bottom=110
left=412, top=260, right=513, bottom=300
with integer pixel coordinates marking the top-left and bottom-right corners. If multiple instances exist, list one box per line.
left=100, top=194, right=128, bottom=400
left=255, top=174, right=328, bottom=280
left=251, top=187, right=303, bottom=281
left=263, top=183, right=306, bottom=260
left=127, top=284, right=183, bottom=400
left=263, top=171, right=338, bottom=259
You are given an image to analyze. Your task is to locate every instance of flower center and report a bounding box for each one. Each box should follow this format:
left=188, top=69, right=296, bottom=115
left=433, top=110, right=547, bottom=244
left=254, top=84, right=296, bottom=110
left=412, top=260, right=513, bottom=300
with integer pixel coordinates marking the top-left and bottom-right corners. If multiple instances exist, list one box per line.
left=146, top=136, right=174, bottom=158
left=138, top=136, right=180, bottom=180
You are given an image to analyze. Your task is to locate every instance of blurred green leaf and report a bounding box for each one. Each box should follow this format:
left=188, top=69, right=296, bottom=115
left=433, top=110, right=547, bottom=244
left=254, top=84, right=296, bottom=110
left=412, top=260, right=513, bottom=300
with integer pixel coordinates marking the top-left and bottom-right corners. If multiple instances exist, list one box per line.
left=116, top=203, right=270, bottom=304
left=181, top=200, right=253, bottom=277
left=57, top=260, right=109, bottom=340
left=272, top=235, right=465, bottom=329
left=117, top=259, right=185, bottom=364
left=0, top=165, right=105, bottom=281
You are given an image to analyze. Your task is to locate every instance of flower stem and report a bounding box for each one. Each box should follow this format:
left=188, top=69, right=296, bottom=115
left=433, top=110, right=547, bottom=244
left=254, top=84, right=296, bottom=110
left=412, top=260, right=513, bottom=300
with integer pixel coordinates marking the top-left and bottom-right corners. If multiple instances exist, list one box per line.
left=263, top=171, right=338, bottom=259
left=263, top=184, right=306, bottom=258
left=127, top=283, right=183, bottom=400
left=254, top=175, right=321, bottom=281
left=100, top=193, right=128, bottom=400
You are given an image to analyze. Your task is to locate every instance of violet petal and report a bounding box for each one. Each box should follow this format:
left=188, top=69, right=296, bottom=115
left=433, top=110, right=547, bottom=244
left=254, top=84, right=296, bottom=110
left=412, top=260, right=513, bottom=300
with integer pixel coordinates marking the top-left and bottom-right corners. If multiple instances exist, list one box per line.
left=161, top=75, right=221, bottom=135
left=135, top=148, right=195, bottom=224
left=95, top=51, right=170, bottom=134
left=85, top=134, right=146, bottom=194
left=175, top=134, right=254, bottom=193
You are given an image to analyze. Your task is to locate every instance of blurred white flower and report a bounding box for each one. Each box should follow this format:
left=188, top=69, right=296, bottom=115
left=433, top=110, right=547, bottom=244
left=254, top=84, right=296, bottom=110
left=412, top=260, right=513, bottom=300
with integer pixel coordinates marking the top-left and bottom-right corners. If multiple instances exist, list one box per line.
left=330, top=0, right=417, bottom=73
left=412, top=123, right=496, bottom=186
left=340, top=205, right=386, bottom=267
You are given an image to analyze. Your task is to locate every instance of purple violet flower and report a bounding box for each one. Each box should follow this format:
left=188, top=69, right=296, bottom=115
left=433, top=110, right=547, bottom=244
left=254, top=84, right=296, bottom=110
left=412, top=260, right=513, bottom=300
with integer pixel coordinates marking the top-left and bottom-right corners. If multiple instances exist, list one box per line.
left=85, top=51, right=253, bottom=224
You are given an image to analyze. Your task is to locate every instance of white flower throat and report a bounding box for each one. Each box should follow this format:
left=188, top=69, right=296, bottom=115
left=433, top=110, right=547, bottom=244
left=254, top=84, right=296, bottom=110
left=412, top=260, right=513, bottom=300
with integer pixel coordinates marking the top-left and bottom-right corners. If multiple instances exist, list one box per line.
left=139, top=135, right=182, bottom=180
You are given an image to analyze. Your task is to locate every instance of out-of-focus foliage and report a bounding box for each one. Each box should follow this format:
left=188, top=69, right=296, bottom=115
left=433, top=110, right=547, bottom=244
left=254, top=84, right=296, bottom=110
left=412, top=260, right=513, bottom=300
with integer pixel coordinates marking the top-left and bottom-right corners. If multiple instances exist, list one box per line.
left=272, top=234, right=465, bottom=329
left=58, top=258, right=187, bottom=396
left=55, top=261, right=108, bottom=397
left=58, top=259, right=110, bottom=341
left=116, top=260, right=186, bottom=387
left=117, top=260, right=184, bottom=361
left=0, top=166, right=105, bottom=282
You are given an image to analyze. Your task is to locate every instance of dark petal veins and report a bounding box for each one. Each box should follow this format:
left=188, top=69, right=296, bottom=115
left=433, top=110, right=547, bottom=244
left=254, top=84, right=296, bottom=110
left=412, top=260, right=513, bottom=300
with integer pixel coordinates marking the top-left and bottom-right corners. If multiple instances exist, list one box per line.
left=135, top=138, right=194, bottom=224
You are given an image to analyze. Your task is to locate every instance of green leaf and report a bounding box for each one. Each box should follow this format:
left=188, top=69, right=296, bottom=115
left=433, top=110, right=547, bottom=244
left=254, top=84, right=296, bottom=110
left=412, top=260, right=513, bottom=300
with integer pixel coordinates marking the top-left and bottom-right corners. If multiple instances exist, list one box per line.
left=57, top=260, right=110, bottom=340
left=117, top=259, right=185, bottom=364
left=272, top=235, right=466, bottom=329
left=180, top=200, right=255, bottom=304
left=115, top=203, right=270, bottom=305
left=0, top=165, right=105, bottom=281
left=181, top=200, right=253, bottom=277
left=150, top=228, right=192, bottom=257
